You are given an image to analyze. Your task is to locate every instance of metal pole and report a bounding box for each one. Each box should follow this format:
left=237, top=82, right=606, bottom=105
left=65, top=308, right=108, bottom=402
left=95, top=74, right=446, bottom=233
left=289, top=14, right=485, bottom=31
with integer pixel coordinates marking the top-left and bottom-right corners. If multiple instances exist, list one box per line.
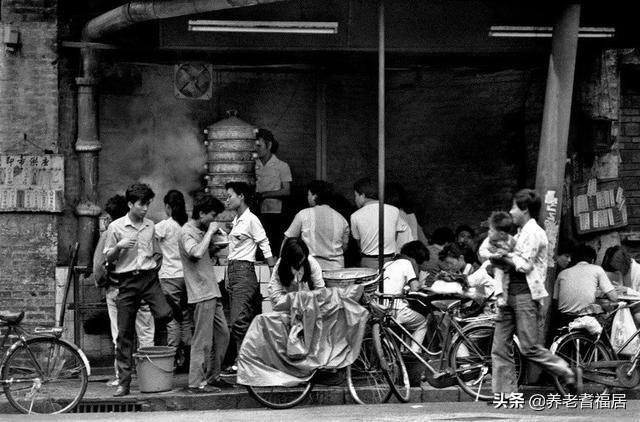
left=377, top=0, right=385, bottom=290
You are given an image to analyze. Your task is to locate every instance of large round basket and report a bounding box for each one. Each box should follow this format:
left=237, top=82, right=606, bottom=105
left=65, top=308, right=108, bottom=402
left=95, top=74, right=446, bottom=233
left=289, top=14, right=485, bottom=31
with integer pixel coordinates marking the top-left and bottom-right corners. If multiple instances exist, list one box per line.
left=323, top=267, right=379, bottom=294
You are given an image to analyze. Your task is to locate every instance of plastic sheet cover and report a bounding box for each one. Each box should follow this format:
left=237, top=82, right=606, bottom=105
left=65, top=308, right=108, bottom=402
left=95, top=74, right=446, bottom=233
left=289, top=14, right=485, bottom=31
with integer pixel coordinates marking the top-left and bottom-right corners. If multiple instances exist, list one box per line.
left=237, top=285, right=369, bottom=387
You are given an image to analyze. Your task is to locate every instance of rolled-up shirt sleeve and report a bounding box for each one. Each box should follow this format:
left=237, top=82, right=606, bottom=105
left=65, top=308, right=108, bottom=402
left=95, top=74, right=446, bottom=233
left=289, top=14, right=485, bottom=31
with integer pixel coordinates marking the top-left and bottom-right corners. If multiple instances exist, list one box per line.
left=252, top=218, right=273, bottom=259
left=181, top=230, right=199, bottom=259
left=103, top=225, right=118, bottom=256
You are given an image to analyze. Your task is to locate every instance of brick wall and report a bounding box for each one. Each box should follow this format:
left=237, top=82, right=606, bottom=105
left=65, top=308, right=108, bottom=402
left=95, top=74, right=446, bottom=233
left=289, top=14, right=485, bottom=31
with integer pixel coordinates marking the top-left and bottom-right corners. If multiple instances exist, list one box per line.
left=0, top=1, right=59, bottom=326
left=619, top=68, right=640, bottom=231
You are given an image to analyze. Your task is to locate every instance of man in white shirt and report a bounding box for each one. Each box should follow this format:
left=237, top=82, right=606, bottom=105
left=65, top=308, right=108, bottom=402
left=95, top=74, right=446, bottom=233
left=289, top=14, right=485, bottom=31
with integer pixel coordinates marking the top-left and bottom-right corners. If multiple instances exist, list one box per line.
left=350, top=177, right=409, bottom=269
left=254, top=129, right=292, bottom=256
left=554, top=244, right=617, bottom=317
left=490, top=189, right=577, bottom=395
left=284, top=180, right=350, bottom=270
left=103, top=183, right=173, bottom=397
left=224, top=182, right=276, bottom=371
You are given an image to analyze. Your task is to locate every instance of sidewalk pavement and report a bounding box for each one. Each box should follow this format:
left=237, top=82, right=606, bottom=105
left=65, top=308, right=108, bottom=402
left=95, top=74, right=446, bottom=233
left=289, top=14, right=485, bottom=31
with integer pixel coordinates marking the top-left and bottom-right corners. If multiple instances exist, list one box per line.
left=2, top=371, right=640, bottom=414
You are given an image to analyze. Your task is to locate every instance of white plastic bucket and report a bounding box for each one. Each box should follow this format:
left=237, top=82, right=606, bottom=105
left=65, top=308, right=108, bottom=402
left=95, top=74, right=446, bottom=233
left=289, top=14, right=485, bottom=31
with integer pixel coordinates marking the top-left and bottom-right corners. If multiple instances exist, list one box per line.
left=133, top=346, right=176, bottom=393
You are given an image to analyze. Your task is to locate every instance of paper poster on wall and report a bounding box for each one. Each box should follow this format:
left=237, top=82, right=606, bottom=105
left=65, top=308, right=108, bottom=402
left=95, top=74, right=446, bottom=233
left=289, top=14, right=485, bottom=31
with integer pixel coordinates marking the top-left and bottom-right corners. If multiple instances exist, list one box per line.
left=572, top=178, right=627, bottom=235
left=0, top=154, right=64, bottom=212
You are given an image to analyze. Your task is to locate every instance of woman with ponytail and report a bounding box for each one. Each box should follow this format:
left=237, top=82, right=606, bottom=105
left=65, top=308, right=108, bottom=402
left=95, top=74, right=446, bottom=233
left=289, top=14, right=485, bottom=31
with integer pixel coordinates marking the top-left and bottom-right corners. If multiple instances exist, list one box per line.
left=155, top=190, right=193, bottom=358
left=268, top=237, right=325, bottom=306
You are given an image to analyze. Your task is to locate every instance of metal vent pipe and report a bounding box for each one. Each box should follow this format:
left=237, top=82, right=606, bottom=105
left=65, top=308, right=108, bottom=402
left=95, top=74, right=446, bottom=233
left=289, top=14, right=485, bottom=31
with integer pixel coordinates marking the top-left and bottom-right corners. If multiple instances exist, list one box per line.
left=75, top=0, right=289, bottom=266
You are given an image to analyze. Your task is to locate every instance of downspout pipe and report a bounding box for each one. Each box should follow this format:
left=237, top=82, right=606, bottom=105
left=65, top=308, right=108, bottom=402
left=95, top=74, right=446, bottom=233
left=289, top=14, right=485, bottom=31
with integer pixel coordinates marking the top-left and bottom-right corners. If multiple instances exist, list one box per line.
left=74, top=0, right=289, bottom=266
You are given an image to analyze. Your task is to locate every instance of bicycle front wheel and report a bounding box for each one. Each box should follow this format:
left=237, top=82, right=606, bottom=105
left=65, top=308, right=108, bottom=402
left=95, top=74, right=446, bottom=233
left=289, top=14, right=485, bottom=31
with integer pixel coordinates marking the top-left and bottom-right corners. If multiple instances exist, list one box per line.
left=375, top=326, right=410, bottom=403
left=450, top=325, right=494, bottom=401
left=246, top=381, right=313, bottom=409
left=1, top=337, right=88, bottom=414
left=550, top=332, right=613, bottom=395
left=347, top=323, right=393, bottom=404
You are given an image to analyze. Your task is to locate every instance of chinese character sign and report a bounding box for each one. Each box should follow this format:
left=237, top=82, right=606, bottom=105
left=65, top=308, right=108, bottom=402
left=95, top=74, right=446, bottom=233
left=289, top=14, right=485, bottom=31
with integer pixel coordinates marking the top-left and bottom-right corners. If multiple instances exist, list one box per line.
left=0, top=154, right=64, bottom=212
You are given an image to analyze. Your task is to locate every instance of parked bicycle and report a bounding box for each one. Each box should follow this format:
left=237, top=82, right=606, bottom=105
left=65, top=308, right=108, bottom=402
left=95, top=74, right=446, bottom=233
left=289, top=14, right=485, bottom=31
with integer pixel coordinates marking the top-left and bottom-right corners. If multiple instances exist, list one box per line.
left=371, top=288, right=525, bottom=402
left=550, top=296, right=640, bottom=395
left=0, top=310, right=91, bottom=414
left=0, top=242, right=90, bottom=414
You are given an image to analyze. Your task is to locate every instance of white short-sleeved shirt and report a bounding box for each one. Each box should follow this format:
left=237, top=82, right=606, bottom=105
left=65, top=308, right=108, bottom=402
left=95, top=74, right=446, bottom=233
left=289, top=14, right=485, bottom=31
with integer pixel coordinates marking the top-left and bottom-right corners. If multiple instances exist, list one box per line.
left=155, top=217, right=184, bottom=279
left=382, top=258, right=417, bottom=309
left=255, top=154, right=292, bottom=214
left=554, top=261, right=615, bottom=314
left=350, top=202, right=408, bottom=256
left=228, top=208, right=273, bottom=262
left=103, top=214, right=157, bottom=273
left=284, top=205, right=350, bottom=270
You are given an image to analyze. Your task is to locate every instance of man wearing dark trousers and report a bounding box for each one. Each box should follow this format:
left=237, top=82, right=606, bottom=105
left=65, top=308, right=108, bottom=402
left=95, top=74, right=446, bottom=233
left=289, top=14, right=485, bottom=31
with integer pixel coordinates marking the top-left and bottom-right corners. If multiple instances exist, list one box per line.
left=224, top=182, right=275, bottom=372
left=179, top=193, right=231, bottom=392
left=104, top=183, right=173, bottom=397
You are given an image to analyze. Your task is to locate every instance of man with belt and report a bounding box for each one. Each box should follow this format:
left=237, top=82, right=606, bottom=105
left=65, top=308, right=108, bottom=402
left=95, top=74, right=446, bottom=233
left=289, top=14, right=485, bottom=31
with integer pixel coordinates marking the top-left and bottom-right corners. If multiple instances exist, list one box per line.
left=254, top=128, right=292, bottom=256
left=350, top=177, right=409, bottom=270
left=490, top=189, right=579, bottom=396
left=224, top=182, right=275, bottom=371
left=104, top=183, right=173, bottom=397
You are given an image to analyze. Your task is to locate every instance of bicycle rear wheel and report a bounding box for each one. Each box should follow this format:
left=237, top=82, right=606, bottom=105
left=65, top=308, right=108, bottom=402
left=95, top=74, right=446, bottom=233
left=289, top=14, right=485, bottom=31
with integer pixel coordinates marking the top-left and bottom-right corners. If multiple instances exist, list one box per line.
left=450, top=325, right=494, bottom=401
left=1, top=337, right=88, bottom=414
left=347, top=323, right=393, bottom=404
left=550, top=332, right=613, bottom=395
left=246, top=381, right=313, bottom=409
left=376, top=326, right=410, bottom=403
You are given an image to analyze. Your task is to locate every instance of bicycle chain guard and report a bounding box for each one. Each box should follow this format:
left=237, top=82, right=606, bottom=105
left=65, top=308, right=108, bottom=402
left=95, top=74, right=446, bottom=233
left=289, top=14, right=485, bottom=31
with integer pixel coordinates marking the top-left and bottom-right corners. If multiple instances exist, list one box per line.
left=584, top=360, right=639, bottom=388
left=616, top=362, right=640, bottom=388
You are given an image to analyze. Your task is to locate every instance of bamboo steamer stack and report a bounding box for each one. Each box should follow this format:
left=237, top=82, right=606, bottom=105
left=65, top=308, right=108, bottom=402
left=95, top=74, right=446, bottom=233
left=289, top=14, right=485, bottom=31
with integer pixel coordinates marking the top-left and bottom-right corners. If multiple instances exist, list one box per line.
left=204, top=110, right=257, bottom=231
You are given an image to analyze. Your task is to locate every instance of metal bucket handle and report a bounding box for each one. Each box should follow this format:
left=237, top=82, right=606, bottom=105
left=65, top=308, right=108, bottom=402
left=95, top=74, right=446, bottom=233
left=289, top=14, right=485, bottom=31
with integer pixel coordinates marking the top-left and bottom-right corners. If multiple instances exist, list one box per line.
left=138, top=353, right=174, bottom=374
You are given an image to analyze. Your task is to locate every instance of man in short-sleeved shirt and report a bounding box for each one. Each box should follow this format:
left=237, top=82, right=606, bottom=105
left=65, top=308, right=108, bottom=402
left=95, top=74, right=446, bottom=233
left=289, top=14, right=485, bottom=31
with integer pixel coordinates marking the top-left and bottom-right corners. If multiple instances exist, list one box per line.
left=254, top=128, right=292, bottom=256
left=350, top=177, right=408, bottom=269
left=554, top=244, right=617, bottom=315
left=284, top=180, right=350, bottom=270
left=178, top=194, right=230, bottom=392
left=103, top=183, right=172, bottom=397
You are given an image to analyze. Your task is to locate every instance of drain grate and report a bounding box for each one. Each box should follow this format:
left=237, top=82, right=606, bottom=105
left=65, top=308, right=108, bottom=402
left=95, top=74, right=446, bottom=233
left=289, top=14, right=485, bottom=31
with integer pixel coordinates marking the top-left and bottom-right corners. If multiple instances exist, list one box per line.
left=73, top=401, right=143, bottom=413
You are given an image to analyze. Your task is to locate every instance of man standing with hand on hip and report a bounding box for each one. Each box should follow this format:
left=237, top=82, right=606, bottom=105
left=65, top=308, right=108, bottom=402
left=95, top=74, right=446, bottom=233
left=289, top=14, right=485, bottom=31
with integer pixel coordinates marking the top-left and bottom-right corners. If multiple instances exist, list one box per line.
left=179, top=193, right=231, bottom=393
left=103, top=183, right=173, bottom=397
left=490, top=188, right=579, bottom=396
left=224, top=182, right=275, bottom=372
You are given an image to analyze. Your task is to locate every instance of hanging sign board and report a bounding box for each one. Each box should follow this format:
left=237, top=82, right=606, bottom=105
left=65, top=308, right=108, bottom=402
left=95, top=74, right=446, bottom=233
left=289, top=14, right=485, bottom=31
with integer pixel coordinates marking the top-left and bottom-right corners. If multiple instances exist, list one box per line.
left=572, top=178, right=627, bottom=235
left=0, top=154, right=64, bottom=213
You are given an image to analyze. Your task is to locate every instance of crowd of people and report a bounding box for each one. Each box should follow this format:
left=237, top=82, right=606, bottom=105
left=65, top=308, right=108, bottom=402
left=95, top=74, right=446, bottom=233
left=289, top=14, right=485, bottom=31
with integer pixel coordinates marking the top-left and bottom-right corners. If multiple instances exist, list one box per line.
left=93, top=128, right=640, bottom=399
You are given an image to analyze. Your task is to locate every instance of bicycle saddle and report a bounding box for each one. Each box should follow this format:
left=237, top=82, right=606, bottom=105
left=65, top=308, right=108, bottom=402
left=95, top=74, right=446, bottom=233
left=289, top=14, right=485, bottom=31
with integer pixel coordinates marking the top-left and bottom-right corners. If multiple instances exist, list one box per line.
left=0, top=310, right=24, bottom=324
left=430, top=300, right=461, bottom=313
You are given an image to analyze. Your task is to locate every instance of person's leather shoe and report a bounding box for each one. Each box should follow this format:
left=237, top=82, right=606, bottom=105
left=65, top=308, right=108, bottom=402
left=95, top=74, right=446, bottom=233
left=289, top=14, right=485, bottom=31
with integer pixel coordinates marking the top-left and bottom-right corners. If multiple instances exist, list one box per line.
left=113, top=385, right=130, bottom=397
left=208, top=377, right=235, bottom=389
